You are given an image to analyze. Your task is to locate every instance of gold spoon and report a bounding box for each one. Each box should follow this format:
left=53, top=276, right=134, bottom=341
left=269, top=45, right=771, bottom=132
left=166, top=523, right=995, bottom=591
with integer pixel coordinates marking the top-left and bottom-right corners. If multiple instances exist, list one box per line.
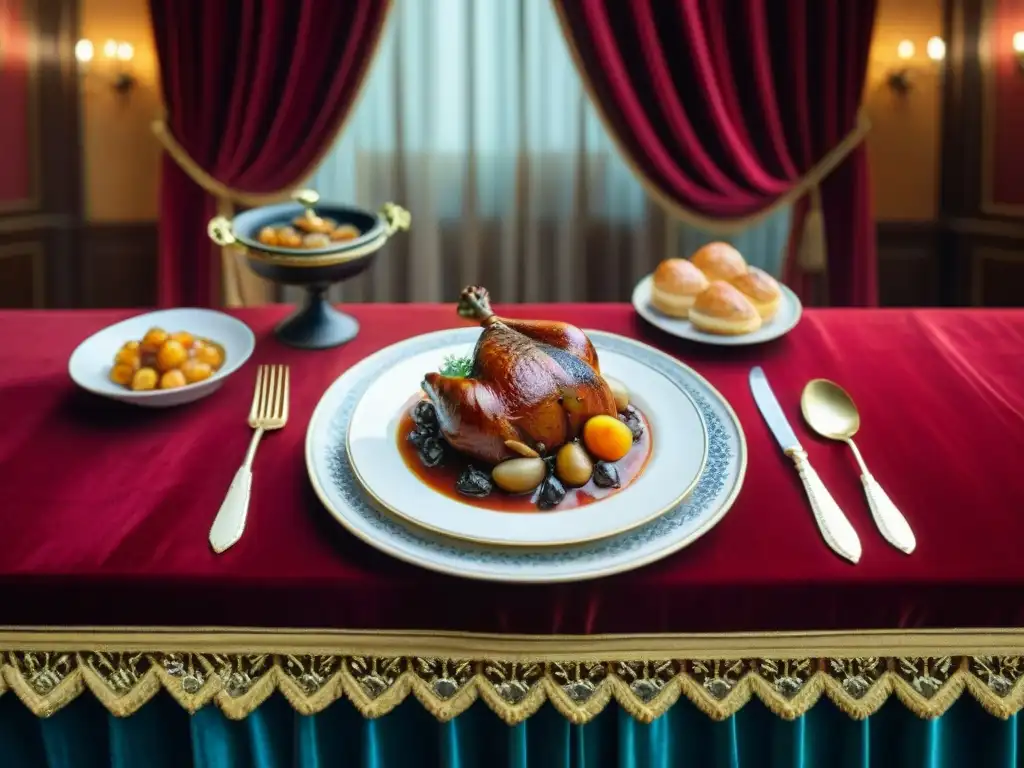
left=801, top=379, right=916, bottom=554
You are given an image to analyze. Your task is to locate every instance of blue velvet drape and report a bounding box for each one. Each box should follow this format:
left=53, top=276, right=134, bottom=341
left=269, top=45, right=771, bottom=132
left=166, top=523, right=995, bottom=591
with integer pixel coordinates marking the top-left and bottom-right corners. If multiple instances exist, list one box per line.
left=1, top=692, right=1017, bottom=767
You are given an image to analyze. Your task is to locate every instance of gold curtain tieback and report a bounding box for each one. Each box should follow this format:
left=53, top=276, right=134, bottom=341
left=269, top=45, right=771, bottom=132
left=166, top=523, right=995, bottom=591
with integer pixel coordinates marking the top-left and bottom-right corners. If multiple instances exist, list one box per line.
left=151, top=119, right=294, bottom=207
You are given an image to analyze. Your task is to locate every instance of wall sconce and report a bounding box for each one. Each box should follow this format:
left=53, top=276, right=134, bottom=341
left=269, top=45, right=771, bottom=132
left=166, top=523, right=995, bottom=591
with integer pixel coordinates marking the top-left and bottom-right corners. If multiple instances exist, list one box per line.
left=888, top=37, right=945, bottom=94
left=1014, top=31, right=1024, bottom=72
left=74, top=38, right=136, bottom=94
left=926, top=36, right=946, bottom=63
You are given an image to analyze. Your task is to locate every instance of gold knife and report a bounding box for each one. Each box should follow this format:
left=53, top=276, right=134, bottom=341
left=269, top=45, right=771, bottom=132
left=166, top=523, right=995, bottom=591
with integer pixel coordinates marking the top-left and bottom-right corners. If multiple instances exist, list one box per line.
left=749, top=366, right=862, bottom=564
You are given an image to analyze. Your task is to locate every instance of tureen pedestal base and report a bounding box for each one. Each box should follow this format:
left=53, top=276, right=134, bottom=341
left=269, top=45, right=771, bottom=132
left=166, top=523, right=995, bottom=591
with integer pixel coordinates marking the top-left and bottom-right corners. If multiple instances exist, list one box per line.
left=275, top=285, right=359, bottom=350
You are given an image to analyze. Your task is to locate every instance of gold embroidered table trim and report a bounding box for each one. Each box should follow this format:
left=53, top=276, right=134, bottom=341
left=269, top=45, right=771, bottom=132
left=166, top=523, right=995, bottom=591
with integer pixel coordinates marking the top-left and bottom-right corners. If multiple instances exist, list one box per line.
left=1, top=627, right=1022, bottom=723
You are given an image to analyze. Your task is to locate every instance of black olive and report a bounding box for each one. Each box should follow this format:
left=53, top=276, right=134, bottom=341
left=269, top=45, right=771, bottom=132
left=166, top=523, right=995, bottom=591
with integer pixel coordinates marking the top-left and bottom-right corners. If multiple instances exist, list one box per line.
left=456, top=466, right=493, bottom=498
left=536, top=475, right=566, bottom=510
left=418, top=436, right=445, bottom=468
left=618, top=406, right=644, bottom=442
left=407, top=429, right=428, bottom=448
left=593, top=462, right=620, bottom=489
left=412, top=400, right=439, bottom=430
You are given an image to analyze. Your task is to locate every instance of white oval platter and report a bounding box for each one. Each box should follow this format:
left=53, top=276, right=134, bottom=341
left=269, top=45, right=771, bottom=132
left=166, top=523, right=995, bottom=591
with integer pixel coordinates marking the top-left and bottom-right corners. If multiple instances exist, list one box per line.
left=306, top=328, right=747, bottom=583
left=632, top=274, right=803, bottom=346
left=68, top=308, right=256, bottom=407
left=346, top=336, right=707, bottom=547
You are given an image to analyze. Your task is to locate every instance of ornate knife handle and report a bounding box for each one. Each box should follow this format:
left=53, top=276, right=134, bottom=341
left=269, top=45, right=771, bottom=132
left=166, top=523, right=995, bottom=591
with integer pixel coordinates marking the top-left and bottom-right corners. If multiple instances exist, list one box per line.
left=786, top=448, right=862, bottom=564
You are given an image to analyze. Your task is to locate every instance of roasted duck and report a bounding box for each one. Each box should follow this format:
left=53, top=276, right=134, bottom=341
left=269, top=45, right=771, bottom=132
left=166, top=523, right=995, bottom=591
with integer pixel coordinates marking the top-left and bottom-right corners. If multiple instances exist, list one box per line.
left=421, top=287, right=618, bottom=465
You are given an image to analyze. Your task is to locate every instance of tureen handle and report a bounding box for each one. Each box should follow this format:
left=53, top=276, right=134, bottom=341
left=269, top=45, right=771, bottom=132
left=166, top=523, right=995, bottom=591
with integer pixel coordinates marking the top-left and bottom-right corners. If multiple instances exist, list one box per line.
left=208, top=216, right=238, bottom=247
left=380, top=202, right=411, bottom=236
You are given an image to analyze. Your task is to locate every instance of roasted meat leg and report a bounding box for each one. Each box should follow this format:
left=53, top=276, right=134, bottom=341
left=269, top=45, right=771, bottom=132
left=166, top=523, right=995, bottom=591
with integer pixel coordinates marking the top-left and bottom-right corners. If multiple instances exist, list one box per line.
left=422, top=287, right=617, bottom=465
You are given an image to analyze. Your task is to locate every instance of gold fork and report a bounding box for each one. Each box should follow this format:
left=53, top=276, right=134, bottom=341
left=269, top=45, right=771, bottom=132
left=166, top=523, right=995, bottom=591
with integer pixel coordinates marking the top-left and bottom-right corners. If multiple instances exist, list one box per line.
left=209, top=364, right=290, bottom=553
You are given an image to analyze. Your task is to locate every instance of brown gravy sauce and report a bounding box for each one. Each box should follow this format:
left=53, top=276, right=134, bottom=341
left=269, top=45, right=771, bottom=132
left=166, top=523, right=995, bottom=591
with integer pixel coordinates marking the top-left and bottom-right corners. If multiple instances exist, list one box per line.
left=394, top=395, right=653, bottom=513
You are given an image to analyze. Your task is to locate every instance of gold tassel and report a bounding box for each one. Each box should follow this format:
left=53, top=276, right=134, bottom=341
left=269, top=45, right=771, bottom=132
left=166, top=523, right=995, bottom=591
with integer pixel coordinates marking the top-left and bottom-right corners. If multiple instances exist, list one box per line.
left=797, top=185, right=827, bottom=273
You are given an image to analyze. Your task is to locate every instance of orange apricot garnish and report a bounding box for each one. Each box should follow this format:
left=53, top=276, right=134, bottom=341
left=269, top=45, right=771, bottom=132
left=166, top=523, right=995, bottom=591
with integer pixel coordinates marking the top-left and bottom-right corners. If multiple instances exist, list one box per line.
left=582, top=415, right=633, bottom=462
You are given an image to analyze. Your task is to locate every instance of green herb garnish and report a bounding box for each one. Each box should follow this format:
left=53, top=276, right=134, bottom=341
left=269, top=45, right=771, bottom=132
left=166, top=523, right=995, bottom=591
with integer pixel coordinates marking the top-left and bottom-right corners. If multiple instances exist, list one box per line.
left=439, top=354, right=473, bottom=378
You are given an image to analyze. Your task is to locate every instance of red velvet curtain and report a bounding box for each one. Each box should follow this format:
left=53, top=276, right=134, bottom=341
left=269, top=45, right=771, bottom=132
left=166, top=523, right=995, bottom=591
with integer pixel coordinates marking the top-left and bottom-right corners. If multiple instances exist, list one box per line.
left=149, top=0, right=391, bottom=307
left=553, top=0, right=878, bottom=306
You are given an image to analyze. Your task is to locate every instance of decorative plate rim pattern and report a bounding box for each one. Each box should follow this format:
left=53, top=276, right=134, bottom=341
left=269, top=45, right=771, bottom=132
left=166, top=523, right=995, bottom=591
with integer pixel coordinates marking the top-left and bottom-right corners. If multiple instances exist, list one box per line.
left=305, top=328, right=747, bottom=582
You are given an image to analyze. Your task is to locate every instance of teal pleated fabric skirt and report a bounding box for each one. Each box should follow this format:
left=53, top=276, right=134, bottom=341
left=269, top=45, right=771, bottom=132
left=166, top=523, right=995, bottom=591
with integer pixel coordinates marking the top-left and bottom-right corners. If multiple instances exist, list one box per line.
left=0, top=692, right=1018, bottom=767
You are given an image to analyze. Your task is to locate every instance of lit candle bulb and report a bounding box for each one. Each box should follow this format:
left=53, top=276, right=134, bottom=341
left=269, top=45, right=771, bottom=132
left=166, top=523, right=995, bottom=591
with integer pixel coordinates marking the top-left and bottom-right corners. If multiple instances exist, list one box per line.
left=74, top=39, right=94, bottom=63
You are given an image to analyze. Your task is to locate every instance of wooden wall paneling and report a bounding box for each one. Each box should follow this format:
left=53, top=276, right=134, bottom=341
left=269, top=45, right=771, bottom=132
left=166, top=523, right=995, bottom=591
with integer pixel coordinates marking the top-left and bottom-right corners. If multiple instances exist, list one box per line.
left=876, top=222, right=941, bottom=306
left=979, top=0, right=1024, bottom=215
left=940, top=0, right=984, bottom=219
left=972, top=246, right=1024, bottom=305
left=0, top=0, right=82, bottom=309
left=937, top=0, right=1024, bottom=306
left=79, top=223, right=158, bottom=307
left=0, top=0, right=39, bottom=213
left=39, top=0, right=82, bottom=308
left=0, top=239, right=46, bottom=308
left=946, top=217, right=1024, bottom=306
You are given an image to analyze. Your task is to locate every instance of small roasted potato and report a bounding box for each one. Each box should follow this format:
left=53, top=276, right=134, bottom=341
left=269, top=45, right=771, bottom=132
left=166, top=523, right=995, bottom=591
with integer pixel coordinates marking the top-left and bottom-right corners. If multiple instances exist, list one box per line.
left=193, top=343, right=223, bottom=370
left=492, top=458, right=546, bottom=494
left=156, top=339, right=188, bottom=372
left=169, top=331, right=194, bottom=349
left=276, top=226, right=302, bottom=248
left=131, top=367, right=159, bottom=391
left=114, top=346, right=140, bottom=369
left=293, top=214, right=334, bottom=234
left=330, top=224, right=360, bottom=242
left=109, top=363, right=135, bottom=386
left=181, top=359, right=213, bottom=383
left=257, top=226, right=279, bottom=246
left=110, top=330, right=224, bottom=391
left=555, top=442, right=593, bottom=487
left=140, top=327, right=168, bottom=354
left=302, top=233, right=331, bottom=249
left=160, top=369, right=187, bottom=389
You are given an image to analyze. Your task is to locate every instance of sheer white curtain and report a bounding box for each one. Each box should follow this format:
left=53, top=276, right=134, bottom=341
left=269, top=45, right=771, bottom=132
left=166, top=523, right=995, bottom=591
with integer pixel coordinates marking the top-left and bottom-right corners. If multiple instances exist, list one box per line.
left=304, top=0, right=792, bottom=304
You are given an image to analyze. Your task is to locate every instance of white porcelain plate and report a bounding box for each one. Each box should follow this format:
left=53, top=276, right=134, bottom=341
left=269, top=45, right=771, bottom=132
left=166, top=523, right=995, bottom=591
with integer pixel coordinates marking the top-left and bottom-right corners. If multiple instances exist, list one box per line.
left=68, top=308, right=256, bottom=407
left=632, top=274, right=803, bottom=346
left=346, top=336, right=708, bottom=547
left=306, top=328, right=747, bottom=583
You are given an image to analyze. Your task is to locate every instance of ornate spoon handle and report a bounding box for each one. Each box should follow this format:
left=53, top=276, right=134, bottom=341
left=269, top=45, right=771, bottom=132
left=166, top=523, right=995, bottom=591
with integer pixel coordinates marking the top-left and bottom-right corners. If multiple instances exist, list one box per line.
left=848, top=439, right=915, bottom=554
left=861, top=471, right=916, bottom=554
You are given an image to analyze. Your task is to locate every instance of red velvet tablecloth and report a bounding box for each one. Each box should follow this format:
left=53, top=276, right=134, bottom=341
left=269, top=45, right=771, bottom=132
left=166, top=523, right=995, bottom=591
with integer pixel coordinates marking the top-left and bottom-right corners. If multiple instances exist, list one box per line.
left=1, top=305, right=1023, bottom=635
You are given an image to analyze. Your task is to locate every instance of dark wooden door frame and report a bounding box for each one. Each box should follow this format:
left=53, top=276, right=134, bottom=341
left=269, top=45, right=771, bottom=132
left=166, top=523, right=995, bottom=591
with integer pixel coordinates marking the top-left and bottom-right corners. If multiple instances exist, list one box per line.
left=938, top=0, right=1024, bottom=306
left=0, top=0, right=83, bottom=309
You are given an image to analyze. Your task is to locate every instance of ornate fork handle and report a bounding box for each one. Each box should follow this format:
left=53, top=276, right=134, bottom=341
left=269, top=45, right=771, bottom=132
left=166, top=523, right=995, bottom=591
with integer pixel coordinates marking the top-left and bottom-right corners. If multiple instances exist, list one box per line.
left=209, top=428, right=265, bottom=553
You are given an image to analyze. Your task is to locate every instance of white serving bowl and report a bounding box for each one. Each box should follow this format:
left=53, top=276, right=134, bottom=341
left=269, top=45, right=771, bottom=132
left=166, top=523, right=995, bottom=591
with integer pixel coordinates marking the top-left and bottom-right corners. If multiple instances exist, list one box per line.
left=68, top=308, right=256, bottom=407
